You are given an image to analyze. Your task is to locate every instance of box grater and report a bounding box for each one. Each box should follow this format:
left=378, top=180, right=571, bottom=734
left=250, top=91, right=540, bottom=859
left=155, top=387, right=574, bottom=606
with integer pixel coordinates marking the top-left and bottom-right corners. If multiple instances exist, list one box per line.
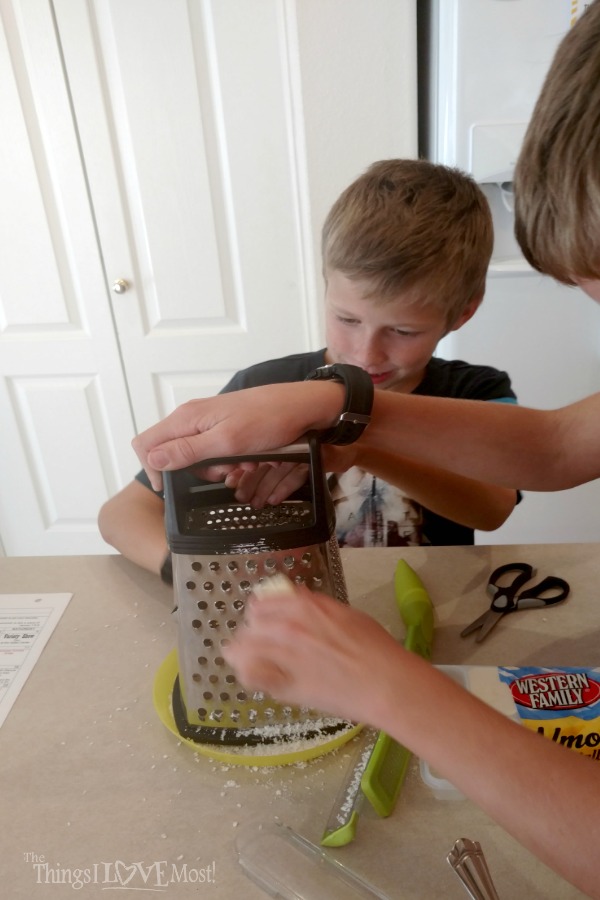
left=163, top=434, right=349, bottom=746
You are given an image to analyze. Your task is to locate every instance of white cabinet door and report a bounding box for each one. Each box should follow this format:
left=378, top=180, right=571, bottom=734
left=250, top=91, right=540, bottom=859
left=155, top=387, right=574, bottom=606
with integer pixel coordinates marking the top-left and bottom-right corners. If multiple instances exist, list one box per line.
left=53, top=0, right=324, bottom=431
left=0, top=0, right=138, bottom=555
left=0, top=0, right=417, bottom=556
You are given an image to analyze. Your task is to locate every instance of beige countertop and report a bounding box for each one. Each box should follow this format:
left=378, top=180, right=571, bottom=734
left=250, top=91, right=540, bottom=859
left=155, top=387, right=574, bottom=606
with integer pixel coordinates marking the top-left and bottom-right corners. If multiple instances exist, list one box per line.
left=1, top=544, right=597, bottom=899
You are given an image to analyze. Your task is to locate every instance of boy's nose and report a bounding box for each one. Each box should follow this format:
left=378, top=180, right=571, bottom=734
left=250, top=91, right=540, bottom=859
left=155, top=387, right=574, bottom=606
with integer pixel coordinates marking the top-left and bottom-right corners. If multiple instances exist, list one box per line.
left=355, top=335, right=387, bottom=369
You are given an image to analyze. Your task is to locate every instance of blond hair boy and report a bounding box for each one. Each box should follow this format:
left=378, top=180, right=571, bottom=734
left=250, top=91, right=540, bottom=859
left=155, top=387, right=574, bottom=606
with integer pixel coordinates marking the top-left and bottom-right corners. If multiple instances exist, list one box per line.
left=100, top=159, right=518, bottom=572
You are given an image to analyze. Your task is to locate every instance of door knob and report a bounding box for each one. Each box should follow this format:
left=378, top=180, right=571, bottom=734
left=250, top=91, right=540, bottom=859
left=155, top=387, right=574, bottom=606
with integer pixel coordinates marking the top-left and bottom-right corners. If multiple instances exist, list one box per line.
left=112, top=279, right=130, bottom=294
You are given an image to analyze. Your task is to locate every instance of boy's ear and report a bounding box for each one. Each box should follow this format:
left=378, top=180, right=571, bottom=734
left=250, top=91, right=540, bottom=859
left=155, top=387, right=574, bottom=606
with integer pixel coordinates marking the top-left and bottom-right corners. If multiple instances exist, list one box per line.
left=448, top=292, right=484, bottom=332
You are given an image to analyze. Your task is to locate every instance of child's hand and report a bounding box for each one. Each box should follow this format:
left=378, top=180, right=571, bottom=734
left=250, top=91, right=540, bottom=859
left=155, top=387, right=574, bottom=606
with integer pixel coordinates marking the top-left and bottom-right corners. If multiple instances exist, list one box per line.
left=222, top=580, right=404, bottom=725
left=132, top=382, right=345, bottom=491
left=224, top=461, right=309, bottom=507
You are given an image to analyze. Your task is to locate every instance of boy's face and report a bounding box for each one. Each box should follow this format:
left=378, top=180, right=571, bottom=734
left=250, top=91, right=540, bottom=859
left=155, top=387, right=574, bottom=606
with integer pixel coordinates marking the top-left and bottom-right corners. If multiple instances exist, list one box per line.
left=574, top=278, right=600, bottom=304
left=324, top=271, right=476, bottom=393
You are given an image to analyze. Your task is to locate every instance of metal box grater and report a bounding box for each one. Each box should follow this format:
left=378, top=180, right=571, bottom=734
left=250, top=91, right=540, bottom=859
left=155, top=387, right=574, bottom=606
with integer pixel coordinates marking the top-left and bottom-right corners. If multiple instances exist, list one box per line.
left=163, top=435, right=349, bottom=746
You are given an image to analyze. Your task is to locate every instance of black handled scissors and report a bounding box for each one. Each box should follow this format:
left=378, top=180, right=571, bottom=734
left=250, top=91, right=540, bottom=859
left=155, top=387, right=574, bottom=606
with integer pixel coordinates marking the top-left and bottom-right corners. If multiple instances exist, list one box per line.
left=461, top=562, right=570, bottom=643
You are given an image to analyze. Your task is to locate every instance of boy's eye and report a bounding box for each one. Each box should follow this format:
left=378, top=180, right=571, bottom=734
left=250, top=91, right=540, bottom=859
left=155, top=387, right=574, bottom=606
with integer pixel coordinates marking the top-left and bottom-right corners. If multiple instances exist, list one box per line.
left=392, top=328, right=417, bottom=337
left=338, top=316, right=360, bottom=325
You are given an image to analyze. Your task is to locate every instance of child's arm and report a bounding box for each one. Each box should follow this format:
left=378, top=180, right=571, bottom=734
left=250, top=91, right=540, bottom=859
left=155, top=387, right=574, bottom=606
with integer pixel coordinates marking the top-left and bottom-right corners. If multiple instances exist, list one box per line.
left=223, top=585, right=600, bottom=898
left=224, top=448, right=516, bottom=531
left=348, top=446, right=517, bottom=530
left=132, top=382, right=600, bottom=492
left=98, top=480, right=168, bottom=575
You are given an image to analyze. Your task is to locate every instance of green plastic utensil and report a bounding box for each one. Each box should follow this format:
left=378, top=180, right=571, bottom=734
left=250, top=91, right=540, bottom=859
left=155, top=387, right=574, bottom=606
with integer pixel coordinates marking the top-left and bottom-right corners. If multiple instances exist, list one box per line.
left=360, top=559, right=434, bottom=817
left=321, top=559, right=434, bottom=844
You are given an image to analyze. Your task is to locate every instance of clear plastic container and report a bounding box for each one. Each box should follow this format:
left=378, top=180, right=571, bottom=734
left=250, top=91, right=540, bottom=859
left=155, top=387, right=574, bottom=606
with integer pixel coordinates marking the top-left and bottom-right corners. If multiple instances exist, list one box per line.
left=235, top=819, right=390, bottom=899
left=419, top=665, right=521, bottom=800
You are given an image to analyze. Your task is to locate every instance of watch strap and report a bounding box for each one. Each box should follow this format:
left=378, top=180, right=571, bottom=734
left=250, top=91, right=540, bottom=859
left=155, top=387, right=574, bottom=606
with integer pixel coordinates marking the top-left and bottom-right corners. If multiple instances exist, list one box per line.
left=305, top=363, right=374, bottom=445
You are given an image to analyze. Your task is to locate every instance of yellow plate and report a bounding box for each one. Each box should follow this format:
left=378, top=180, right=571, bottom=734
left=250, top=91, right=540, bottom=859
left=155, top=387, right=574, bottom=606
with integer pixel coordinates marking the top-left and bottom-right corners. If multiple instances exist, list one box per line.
left=153, top=649, right=362, bottom=767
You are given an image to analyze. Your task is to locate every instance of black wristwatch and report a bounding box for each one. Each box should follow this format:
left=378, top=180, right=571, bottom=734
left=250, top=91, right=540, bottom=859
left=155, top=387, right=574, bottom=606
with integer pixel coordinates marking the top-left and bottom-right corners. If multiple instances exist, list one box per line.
left=304, top=363, right=374, bottom=445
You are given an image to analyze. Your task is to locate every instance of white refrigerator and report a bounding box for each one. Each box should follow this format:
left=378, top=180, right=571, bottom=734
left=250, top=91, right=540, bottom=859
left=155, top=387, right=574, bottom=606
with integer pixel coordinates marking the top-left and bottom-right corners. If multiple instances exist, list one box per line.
left=420, top=0, right=600, bottom=544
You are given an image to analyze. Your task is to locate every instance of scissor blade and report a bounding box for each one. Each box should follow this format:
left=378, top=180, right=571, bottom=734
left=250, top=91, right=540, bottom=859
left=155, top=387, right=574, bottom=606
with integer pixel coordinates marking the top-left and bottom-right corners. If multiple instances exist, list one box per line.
left=460, top=610, right=489, bottom=638
left=476, top=610, right=503, bottom=642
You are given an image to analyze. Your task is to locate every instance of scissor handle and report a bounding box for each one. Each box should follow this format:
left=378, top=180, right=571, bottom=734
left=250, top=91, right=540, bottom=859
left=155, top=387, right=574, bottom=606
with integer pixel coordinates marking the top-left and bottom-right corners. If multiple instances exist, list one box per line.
left=488, top=562, right=534, bottom=588
left=516, top=575, right=570, bottom=609
left=487, top=562, right=534, bottom=613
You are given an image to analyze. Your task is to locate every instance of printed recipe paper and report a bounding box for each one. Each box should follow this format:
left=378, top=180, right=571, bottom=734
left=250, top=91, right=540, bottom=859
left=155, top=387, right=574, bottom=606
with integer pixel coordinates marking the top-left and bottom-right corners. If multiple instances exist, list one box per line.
left=0, top=593, right=72, bottom=728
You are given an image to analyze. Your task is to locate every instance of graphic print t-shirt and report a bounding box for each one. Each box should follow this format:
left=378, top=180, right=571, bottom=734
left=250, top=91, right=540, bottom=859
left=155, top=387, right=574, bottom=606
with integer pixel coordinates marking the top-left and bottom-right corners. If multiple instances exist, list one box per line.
left=329, top=471, right=423, bottom=547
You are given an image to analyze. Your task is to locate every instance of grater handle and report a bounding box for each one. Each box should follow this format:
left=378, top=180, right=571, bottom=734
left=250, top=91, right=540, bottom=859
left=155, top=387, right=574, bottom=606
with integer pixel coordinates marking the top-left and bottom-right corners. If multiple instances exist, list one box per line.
left=193, top=438, right=312, bottom=468
left=164, top=432, right=337, bottom=553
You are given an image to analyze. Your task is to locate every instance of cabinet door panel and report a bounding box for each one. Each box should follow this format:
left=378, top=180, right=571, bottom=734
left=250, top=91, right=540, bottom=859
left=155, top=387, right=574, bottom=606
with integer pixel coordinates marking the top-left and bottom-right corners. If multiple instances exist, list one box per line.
left=0, top=0, right=137, bottom=555
left=55, top=0, right=319, bottom=430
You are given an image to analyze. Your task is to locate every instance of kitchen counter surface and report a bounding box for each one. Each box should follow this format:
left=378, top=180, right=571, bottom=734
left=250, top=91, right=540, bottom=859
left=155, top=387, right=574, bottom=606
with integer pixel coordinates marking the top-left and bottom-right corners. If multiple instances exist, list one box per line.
left=1, top=544, right=597, bottom=898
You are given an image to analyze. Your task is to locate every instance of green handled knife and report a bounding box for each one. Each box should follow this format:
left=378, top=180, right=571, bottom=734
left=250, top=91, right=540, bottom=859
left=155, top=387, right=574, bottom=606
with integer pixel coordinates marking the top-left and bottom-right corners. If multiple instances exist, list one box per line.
left=321, top=560, right=434, bottom=845
left=360, top=559, right=434, bottom=817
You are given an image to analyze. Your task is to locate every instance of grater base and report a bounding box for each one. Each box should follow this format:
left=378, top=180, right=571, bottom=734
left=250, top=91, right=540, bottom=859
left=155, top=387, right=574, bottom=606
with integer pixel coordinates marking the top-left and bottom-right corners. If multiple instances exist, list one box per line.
left=153, top=648, right=362, bottom=766
left=171, top=675, right=351, bottom=746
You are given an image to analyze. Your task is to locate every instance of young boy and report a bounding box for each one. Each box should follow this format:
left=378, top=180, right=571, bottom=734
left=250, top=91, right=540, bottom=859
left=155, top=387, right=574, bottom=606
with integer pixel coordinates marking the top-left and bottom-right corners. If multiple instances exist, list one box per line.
left=99, top=159, right=519, bottom=575
left=132, top=5, right=600, bottom=895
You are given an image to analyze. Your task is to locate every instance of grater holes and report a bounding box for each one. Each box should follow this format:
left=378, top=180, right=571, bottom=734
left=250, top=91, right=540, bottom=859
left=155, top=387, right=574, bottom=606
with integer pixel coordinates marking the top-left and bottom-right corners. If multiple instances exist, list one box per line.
left=220, top=638, right=231, bottom=648
left=192, top=673, right=202, bottom=683
left=220, top=581, right=232, bottom=593
left=239, top=581, right=252, bottom=593
left=219, top=692, right=230, bottom=702
left=232, top=599, right=244, bottom=612
left=294, top=576, right=306, bottom=585
left=203, top=639, right=213, bottom=648
left=203, top=691, right=213, bottom=700
left=214, top=656, right=225, bottom=666
left=227, top=561, right=238, bottom=572
left=301, top=552, right=312, bottom=565
left=208, top=674, right=218, bottom=684
left=197, top=656, right=208, bottom=665
left=210, top=710, right=224, bottom=722
left=197, top=708, right=207, bottom=720
left=264, top=708, right=275, bottom=719
left=236, top=692, right=247, bottom=702
left=225, top=674, right=236, bottom=684
left=186, top=581, right=196, bottom=590
left=214, top=600, right=226, bottom=612
left=208, top=619, right=219, bottom=629
left=191, top=562, right=202, bottom=572
left=197, top=600, right=208, bottom=610
left=230, top=709, right=241, bottom=723
left=203, top=582, right=213, bottom=592
left=192, top=619, right=202, bottom=629
left=246, top=560, right=258, bottom=573
left=209, top=561, right=220, bottom=572
left=283, top=556, right=294, bottom=569
left=226, top=620, right=237, bottom=630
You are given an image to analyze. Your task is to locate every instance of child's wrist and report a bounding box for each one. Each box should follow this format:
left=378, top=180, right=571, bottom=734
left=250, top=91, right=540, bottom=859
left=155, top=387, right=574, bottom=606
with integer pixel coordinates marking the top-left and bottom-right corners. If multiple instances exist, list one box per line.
left=304, top=363, right=373, bottom=444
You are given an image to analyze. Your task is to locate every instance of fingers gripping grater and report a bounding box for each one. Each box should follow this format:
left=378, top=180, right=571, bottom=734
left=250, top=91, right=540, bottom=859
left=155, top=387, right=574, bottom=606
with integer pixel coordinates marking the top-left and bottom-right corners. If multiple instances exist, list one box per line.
left=163, top=434, right=349, bottom=746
